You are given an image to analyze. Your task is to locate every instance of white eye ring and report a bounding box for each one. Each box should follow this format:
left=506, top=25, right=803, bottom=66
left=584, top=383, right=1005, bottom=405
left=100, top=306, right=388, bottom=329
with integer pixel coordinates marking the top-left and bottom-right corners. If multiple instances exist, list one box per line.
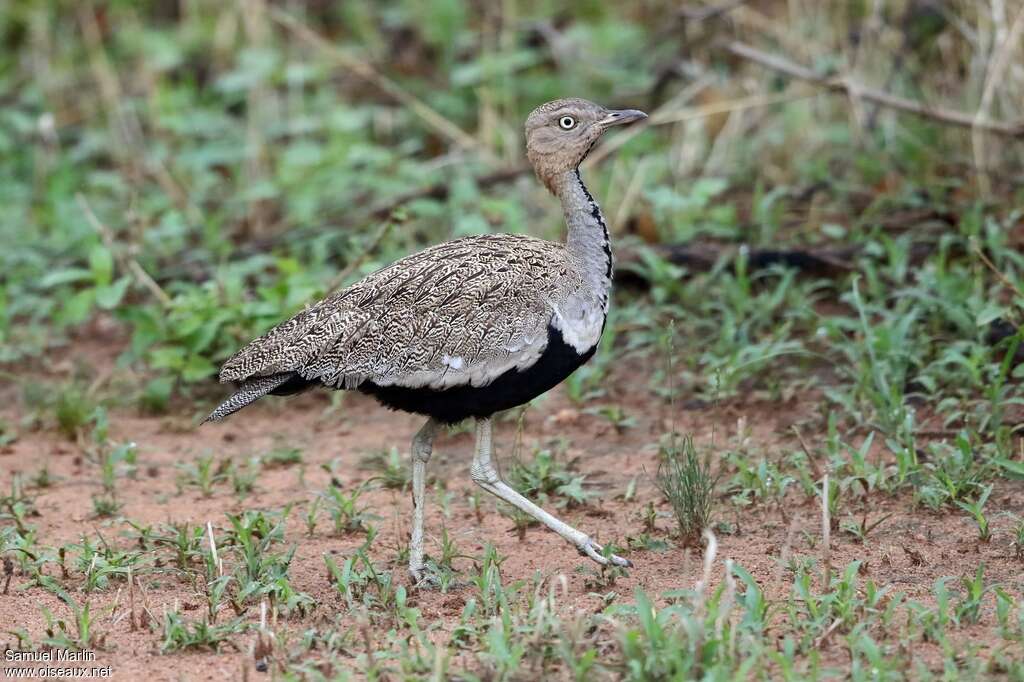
left=558, top=116, right=576, bottom=130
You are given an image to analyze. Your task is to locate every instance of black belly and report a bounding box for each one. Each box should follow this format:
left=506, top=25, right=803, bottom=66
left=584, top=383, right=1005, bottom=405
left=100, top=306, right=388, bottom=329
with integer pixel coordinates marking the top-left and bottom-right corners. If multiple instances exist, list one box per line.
left=357, top=324, right=595, bottom=424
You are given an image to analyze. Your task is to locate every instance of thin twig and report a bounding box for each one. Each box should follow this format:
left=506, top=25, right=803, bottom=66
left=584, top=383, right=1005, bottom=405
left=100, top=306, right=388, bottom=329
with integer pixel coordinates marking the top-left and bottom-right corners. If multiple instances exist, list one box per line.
left=585, top=90, right=819, bottom=168
left=773, top=513, right=801, bottom=588
left=971, top=238, right=1024, bottom=326
left=78, top=4, right=201, bottom=224
left=972, top=239, right=1024, bottom=302
left=206, top=521, right=223, bottom=578
left=678, top=0, right=747, bottom=22
left=821, top=474, right=831, bottom=590
left=814, top=617, right=843, bottom=649
left=77, top=193, right=172, bottom=307
left=324, top=215, right=401, bottom=293
left=791, top=425, right=823, bottom=481
left=612, top=158, right=648, bottom=233
left=128, top=565, right=137, bottom=631
left=973, top=5, right=1024, bottom=195
left=721, top=40, right=1024, bottom=138
left=269, top=7, right=486, bottom=155
left=365, top=166, right=528, bottom=220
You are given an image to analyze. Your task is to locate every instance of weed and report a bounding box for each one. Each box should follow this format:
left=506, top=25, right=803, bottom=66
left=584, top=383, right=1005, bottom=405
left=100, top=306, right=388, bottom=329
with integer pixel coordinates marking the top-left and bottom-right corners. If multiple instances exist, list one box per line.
left=229, top=457, right=262, bottom=499
left=840, top=512, right=893, bottom=544
left=161, top=611, right=246, bottom=652
left=0, top=476, right=38, bottom=533
left=955, top=485, right=993, bottom=542
left=507, top=448, right=593, bottom=508
left=223, top=510, right=314, bottom=616
left=90, top=496, right=120, bottom=518
left=628, top=533, right=670, bottom=553
left=957, top=564, right=989, bottom=625
left=417, top=525, right=471, bottom=591
left=30, top=465, right=54, bottom=489
left=304, top=496, right=322, bottom=537
left=72, top=535, right=141, bottom=592
left=41, top=598, right=106, bottom=651
left=98, top=441, right=138, bottom=494
left=324, top=548, right=397, bottom=613
left=261, top=446, right=303, bottom=468
left=359, top=446, right=409, bottom=489
left=53, top=384, right=98, bottom=441
left=1012, top=517, right=1024, bottom=561
left=177, top=454, right=230, bottom=497
left=583, top=404, right=636, bottom=433
left=322, top=483, right=379, bottom=535
left=656, top=434, right=716, bottom=547
left=152, top=523, right=205, bottom=571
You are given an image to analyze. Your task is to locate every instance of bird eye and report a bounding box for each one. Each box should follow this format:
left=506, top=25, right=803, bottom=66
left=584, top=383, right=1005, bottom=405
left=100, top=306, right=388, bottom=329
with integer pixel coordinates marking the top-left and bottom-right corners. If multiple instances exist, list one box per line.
left=558, top=116, right=576, bottom=130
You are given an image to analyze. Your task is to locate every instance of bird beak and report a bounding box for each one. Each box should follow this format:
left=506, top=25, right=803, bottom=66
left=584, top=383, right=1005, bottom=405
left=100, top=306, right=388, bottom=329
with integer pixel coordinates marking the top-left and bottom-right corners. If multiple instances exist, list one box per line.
left=599, top=108, right=648, bottom=128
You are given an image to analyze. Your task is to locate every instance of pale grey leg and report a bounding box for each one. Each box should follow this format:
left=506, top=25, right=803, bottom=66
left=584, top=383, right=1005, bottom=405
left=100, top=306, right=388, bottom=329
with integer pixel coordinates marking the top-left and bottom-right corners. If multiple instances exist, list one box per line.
left=409, top=418, right=440, bottom=582
left=469, top=417, right=631, bottom=568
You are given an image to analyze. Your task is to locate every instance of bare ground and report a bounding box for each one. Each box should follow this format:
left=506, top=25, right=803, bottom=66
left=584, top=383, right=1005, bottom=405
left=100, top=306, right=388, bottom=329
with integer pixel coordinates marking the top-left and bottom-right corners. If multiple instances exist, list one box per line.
left=1, top=336, right=1023, bottom=680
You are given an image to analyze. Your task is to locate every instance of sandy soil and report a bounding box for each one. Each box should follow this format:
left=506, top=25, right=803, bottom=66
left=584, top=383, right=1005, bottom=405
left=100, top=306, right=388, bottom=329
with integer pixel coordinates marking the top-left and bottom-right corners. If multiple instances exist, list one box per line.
left=1, top=337, right=1022, bottom=680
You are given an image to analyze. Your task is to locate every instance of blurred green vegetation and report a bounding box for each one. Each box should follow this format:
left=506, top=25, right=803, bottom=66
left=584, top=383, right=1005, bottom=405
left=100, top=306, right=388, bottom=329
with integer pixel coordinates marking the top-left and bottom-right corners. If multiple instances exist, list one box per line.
left=4, top=2, right=1024, bottom=677
left=2, top=0, right=1023, bottom=436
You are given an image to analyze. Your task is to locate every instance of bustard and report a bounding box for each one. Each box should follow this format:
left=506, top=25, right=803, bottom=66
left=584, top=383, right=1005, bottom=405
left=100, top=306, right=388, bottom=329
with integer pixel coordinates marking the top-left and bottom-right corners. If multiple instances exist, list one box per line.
left=205, top=98, right=646, bottom=580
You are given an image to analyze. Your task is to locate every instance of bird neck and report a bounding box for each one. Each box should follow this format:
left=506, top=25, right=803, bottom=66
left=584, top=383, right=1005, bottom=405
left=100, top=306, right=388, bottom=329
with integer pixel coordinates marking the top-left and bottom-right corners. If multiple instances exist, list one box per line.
left=556, top=169, right=613, bottom=294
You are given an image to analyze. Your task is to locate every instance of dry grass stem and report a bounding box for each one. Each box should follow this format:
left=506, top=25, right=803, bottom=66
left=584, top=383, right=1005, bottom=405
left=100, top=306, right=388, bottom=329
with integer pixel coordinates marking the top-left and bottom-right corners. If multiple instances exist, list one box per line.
left=723, top=40, right=1024, bottom=138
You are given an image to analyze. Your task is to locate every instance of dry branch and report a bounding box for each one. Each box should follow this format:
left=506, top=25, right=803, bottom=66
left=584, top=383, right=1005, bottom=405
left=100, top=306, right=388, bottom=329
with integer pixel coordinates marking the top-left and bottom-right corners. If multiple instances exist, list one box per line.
left=721, top=41, right=1024, bottom=138
left=365, top=165, right=529, bottom=220
left=269, top=7, right=486, bottom=155
left=77, top=193, right=172, bottom=307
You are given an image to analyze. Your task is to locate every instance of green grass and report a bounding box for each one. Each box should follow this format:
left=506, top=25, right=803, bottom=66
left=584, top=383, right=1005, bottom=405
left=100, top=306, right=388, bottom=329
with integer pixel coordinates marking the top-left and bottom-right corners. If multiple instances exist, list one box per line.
left=656, top=433, right=717, bottom=547
left=3, top=0, right=1024, bottom=678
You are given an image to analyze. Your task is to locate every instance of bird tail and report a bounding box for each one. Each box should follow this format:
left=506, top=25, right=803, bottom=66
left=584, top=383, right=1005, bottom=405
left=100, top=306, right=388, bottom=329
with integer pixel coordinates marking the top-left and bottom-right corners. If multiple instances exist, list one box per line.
left=202, top=373, right=295, bottom=424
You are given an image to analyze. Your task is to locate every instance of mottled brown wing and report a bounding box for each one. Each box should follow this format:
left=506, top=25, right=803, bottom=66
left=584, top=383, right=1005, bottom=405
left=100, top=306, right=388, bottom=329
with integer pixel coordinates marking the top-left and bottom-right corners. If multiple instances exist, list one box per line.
left=217, top=234, right=580, bottom=390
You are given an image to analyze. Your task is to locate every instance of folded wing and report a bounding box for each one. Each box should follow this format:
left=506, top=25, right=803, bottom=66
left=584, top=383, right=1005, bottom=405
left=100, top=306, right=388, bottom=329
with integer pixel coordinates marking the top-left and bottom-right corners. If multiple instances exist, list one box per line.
left=217, top=234, right=580, bottom=397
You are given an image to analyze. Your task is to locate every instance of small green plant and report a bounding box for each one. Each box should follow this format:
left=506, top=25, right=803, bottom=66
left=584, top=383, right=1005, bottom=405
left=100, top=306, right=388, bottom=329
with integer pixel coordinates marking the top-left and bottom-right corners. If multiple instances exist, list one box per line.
left=1011, top=517, right=1024, bottom=561
left=656, top=434, right=716, bottom=547
left=324, top=547, right=398, bottom=613
left=177, top=454, right=229, bottom=497
left=40, top=598, right=104, bottom=651
left=31, top=465, right=54, bottom=489
left=841, top=511, right=893, bottom=544
left=322, top=483, right=378, bottom=535
left=583, top=404, right=636, bottom=433
left=90, top=496, right=121, bottom=518
left=501, top=506, right=538, bottom=541
left=359, top=446, right=409, bottom=489
left=0, top=419, right=16, bottom=447
left=223, top=509, right=314, bottom=616
left=261, top=446, right=303, bottom=468
left=229, top=457, right=261, bottom=499
left=414, top=525, right=471, bottom=591
left=508, top=448, right=593, bottom=508
left=957, top=564, right=989, bottom=625
left=53, top=384, right=98, bottom=440
left=0, top=476, right=37, bottom=533
left=584, top=542, right=630, bottom=589
left=161, top=611, right=247, bottom=652
left=955, top=485, right=993, bottom=542
left=628, top=532, right=670, bottom=552
left=73, top=535, right=140, bottom=592
left=98, top=442, right=138, bottom=494
left=152, top=523, right=205, bottom=570
left=304, top=496, right=321, bottom=537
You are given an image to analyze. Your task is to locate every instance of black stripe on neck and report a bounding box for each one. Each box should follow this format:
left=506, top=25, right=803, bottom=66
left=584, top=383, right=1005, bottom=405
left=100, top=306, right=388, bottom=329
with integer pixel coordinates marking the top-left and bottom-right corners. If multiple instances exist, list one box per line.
left=573, top=169, right=613, bottom=280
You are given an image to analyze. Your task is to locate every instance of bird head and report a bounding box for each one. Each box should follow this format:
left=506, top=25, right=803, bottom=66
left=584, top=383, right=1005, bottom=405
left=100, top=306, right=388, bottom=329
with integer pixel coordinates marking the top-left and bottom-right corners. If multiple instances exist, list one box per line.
left=525, top=98, right=647, bottom=194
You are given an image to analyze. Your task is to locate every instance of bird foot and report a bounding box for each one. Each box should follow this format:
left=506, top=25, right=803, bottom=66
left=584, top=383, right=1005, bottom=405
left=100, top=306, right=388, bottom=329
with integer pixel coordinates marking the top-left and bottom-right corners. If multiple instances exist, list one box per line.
left=578, top=538, right=633, bottom=568
left=408, top=563, right=441, bottom=590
